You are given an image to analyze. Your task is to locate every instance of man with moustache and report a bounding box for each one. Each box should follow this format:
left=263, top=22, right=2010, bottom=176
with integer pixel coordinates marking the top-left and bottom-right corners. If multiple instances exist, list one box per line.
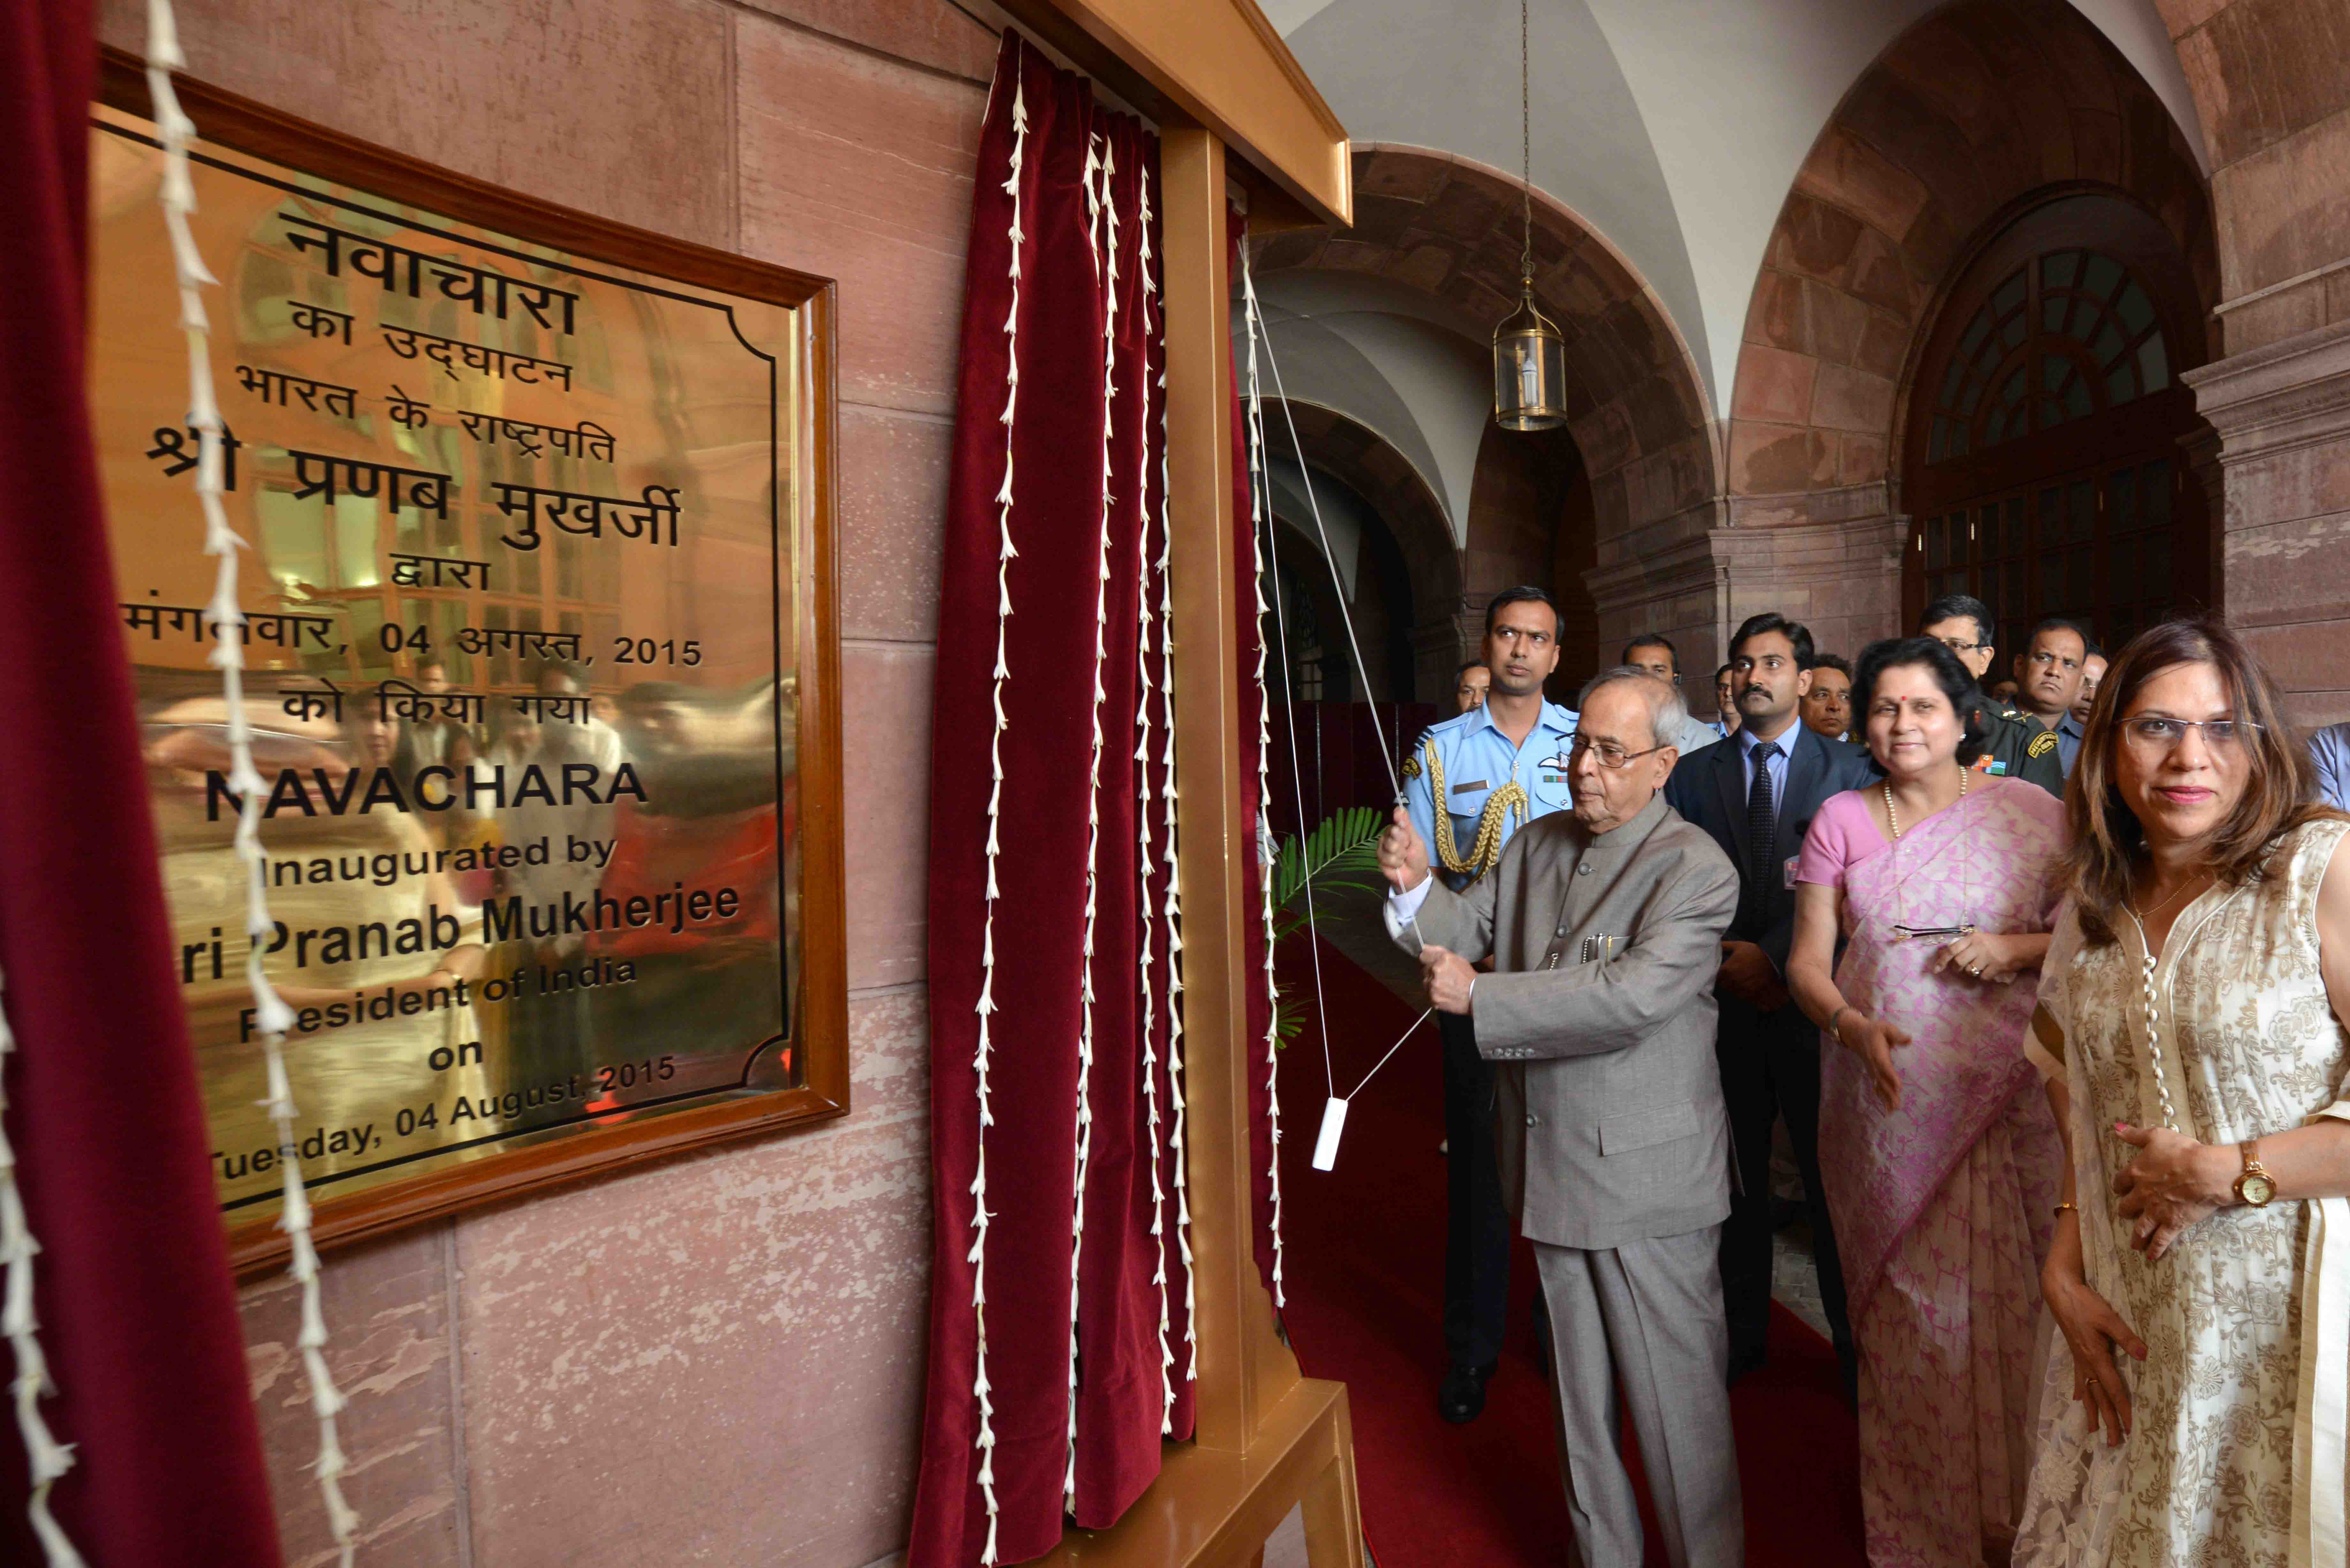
left=1452, top=658, right=1490, bottom=712
left=1383, top=667, right=1744, bottom=1568
left=2009, top=616, right=2091, bottom=768
left=1400, top=586, right=1577, bottom=1423
left=1915, top=593, right=2064, bottom=796
left=1799, top=653, right=1852, bottom=743
left=1665, top=613, right=1873, bottom=1390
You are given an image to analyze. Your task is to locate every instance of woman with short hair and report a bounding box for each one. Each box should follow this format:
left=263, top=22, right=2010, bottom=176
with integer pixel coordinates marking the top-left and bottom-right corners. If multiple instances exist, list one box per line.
left=1785, top=636, right=2069, bottom=1565
left=2016, top=619, right=2350, bottom=1567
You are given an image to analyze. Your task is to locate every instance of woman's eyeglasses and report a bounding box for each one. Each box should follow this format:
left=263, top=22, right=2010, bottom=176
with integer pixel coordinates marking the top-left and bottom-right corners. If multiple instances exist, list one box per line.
left=2119, top=715, right=2263, bottom=752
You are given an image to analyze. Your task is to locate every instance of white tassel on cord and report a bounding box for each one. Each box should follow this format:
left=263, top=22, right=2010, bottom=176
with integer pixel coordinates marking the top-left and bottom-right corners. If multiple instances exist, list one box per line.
left=967, top=50, right=1026, bottom=1568
left=1132, top=162, right=1175, bottom=1434
left=1235, top=237, right=1287, bottom=1309
left=0, top=963, right=86, bottom=1568
left=1156, top=215, right=1195, bottom=1387
left=143, top=5, right=360, bottom=1563
left=1064, top=127, right=1118, bottom=1509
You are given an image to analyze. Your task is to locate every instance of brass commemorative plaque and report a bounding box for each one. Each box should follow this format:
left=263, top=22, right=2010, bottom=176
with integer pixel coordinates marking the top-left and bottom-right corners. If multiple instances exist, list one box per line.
left=85, top=94, right=844, bottom=1265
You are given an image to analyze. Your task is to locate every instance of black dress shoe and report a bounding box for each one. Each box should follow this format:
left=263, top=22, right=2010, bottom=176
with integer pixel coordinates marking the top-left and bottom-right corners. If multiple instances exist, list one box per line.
left=1438, top=1361, right=1497, bottom=1424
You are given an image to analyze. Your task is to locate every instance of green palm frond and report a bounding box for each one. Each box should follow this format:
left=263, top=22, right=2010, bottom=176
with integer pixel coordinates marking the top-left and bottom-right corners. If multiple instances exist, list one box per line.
left=1271, top=804, right=1385, bottom=910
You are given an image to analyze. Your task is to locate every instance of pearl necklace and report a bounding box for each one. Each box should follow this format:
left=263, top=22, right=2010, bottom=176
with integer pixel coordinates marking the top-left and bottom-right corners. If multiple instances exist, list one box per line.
left=1882, top=763, right=1967, bottom=841
left=2123, top=871, right=2215, bottom=1135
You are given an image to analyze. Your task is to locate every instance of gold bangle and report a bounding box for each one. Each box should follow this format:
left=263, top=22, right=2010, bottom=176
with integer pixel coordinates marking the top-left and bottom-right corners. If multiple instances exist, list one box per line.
left=2053, top=1201, right=2079, bottom=1218
left=1828, top=1004, right=1855, bottom=1045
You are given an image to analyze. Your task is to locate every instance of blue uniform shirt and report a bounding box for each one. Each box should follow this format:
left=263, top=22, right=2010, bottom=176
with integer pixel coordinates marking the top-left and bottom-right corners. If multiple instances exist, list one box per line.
left=2312, top=721, right=2350, bottom=811
left=1402, top=699, right=1579, bottom=890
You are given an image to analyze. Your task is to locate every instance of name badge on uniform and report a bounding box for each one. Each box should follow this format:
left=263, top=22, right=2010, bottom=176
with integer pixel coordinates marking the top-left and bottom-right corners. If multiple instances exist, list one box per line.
left=1451, top=779, right=1488, bottom=794
left=1784, top=854, right=1800, bottom=890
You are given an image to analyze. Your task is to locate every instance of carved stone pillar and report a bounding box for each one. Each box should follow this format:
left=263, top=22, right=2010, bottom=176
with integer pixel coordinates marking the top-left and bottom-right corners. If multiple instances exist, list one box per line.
left=2183, top=317, right=2350, bottom=727
left=1586, top=507, right=1905, bottom=681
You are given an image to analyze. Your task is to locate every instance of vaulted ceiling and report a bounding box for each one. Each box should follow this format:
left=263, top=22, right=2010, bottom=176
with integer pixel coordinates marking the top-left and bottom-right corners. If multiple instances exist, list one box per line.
left=1264, top=0, right=2205, bottom=415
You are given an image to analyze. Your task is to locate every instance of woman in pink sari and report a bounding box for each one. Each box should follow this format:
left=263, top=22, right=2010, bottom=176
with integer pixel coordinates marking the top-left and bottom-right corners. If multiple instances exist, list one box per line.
left=1785, top=637, right=2068, bottom=1565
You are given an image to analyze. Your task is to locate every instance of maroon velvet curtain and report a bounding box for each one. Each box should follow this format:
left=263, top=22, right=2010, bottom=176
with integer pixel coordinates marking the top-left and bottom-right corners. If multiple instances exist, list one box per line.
left=0, top=3, right=283, bottom=1562
left=914, top=34, right=1202, bottom=1567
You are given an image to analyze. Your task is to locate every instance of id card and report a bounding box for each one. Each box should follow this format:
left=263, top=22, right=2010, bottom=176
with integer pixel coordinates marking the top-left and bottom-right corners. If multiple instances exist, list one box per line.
left=1784, top=854, right=1800, bottom=890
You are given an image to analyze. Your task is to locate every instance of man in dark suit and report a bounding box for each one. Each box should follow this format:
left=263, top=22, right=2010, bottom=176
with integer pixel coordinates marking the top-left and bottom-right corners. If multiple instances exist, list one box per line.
left=1664, top=612, right=1873, bottom=1392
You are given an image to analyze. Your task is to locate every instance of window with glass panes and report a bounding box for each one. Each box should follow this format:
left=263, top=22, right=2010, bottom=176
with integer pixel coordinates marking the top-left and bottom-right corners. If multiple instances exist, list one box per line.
left=1906, top=236, right=2204, bottom=652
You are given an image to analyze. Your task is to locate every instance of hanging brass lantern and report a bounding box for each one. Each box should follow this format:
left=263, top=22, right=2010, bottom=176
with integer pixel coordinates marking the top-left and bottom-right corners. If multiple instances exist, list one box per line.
left=1494, top=293, right=1566, bottom=431
left=1493, top=0, right=1566, bottom=432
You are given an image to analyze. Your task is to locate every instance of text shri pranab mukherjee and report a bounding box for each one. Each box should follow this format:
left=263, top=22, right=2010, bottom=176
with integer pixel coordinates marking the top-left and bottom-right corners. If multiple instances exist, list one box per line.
left=1379, top=666, right=1746, bottom=1568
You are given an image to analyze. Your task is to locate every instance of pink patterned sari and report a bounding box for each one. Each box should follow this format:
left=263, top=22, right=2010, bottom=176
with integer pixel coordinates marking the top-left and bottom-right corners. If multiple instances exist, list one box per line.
left=1812, top=777, right=2067, bottom=1566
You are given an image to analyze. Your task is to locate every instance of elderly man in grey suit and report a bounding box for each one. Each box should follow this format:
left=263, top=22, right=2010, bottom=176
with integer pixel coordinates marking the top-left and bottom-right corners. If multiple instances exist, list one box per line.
left=1378, top=666, right=1744, bottom=1568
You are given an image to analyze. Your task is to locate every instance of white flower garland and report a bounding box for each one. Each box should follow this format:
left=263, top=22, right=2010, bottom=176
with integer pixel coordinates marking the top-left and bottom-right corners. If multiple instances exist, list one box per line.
left=1155, top=227, right=1196, bottom=1392
left=0, top=960, right=84, bottom=1568
left=1132, top=163, right=1176, bottom=1433
left=967, top=53, right=1027, bottom=1568
left=1065, top=126, right=1119, bottom=1507
left=143, top=4, right=359, bottom=1561
left=1236, top=244, right=1286, bottom=1309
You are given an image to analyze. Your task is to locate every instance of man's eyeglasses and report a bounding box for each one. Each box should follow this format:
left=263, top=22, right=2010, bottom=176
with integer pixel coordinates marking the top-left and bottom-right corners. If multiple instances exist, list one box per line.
left=2119, top=715, right=2263, bottom=753
left=1933, top=637, right=1987, bottom=654
left=1567, top=734, right=1669, bottom=771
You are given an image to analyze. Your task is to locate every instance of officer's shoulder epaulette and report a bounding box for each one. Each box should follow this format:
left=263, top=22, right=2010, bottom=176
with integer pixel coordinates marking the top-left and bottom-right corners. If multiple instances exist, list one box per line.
left=1417, top=708, right=1481, bottom=746
left=1404, top=714, right=1465, bottom=779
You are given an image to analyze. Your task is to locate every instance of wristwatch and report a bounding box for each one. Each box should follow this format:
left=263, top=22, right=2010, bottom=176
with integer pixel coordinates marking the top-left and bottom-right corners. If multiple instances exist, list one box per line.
left=2234, top=1140, right=2277, bottom=1208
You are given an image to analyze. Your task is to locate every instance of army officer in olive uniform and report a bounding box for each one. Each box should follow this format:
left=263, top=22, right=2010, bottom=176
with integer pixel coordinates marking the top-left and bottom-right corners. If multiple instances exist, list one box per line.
left=1915, top=592, right=2064, bottom=795
left=1401, top=585, right=1578, bottom=1424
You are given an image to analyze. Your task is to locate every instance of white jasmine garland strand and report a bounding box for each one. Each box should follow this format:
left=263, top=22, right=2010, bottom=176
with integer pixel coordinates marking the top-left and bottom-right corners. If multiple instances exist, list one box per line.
left=968, top=55, right=1027, bottom=1568
left=1155, top=210, right=1194, bottom=1385
left=1065, top=129, right=1118, bottom=1508
left=1235, top=241, right=1285, bottom=1309
left=0, top=962, right=86, bottom=1568
left=1132, top=163, right=1175, bottom=1433
left=144, top=7, right=360, bottom=1563
left=1238, top=256, right=1339, bottom=1104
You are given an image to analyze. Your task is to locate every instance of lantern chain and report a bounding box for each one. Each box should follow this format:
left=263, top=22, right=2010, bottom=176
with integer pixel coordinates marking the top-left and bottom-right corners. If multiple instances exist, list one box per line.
left=1520, top=0, right=1533, bottom=294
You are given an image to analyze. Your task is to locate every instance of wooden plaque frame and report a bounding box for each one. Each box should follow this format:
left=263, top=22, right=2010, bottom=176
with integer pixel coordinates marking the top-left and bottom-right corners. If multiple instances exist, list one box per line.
left=94, top=52, right=848, bottom=1279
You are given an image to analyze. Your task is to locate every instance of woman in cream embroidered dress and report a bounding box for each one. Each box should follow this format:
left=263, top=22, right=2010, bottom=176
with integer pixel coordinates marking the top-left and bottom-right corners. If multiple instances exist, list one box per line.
left=2016, top=621, right=2350, bottom=1568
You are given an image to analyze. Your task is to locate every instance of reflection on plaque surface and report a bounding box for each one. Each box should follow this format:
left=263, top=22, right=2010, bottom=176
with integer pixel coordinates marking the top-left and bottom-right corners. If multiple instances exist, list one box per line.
left=86, top=102, right=836, bottom=1252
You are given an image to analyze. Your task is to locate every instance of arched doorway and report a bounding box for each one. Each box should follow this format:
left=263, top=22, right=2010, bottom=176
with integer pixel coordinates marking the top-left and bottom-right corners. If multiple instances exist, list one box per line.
left=1900, top=193, right=2214, bottom=652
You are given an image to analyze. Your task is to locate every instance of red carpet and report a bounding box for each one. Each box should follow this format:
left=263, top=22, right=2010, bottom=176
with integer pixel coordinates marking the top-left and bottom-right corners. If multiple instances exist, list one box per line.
left=1273, top=935, right=1867, bottom=1567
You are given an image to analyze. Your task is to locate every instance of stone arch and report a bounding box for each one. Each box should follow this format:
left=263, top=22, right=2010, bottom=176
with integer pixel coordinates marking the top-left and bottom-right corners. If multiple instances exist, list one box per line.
left=2150, top=1, right=2350, bottom=719
left=1723, top=0, right=2217, bottom=658
left=1250, top=143, right=1719, bottom=673
left=2153, top=0, right=2350, bottom=352
left=1262, top=400, right=1465, bottom=702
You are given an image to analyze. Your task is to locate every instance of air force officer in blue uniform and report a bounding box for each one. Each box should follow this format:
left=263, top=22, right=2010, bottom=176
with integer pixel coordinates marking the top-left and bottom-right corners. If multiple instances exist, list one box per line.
left=1401, top=585, right=1577, bottom=1422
